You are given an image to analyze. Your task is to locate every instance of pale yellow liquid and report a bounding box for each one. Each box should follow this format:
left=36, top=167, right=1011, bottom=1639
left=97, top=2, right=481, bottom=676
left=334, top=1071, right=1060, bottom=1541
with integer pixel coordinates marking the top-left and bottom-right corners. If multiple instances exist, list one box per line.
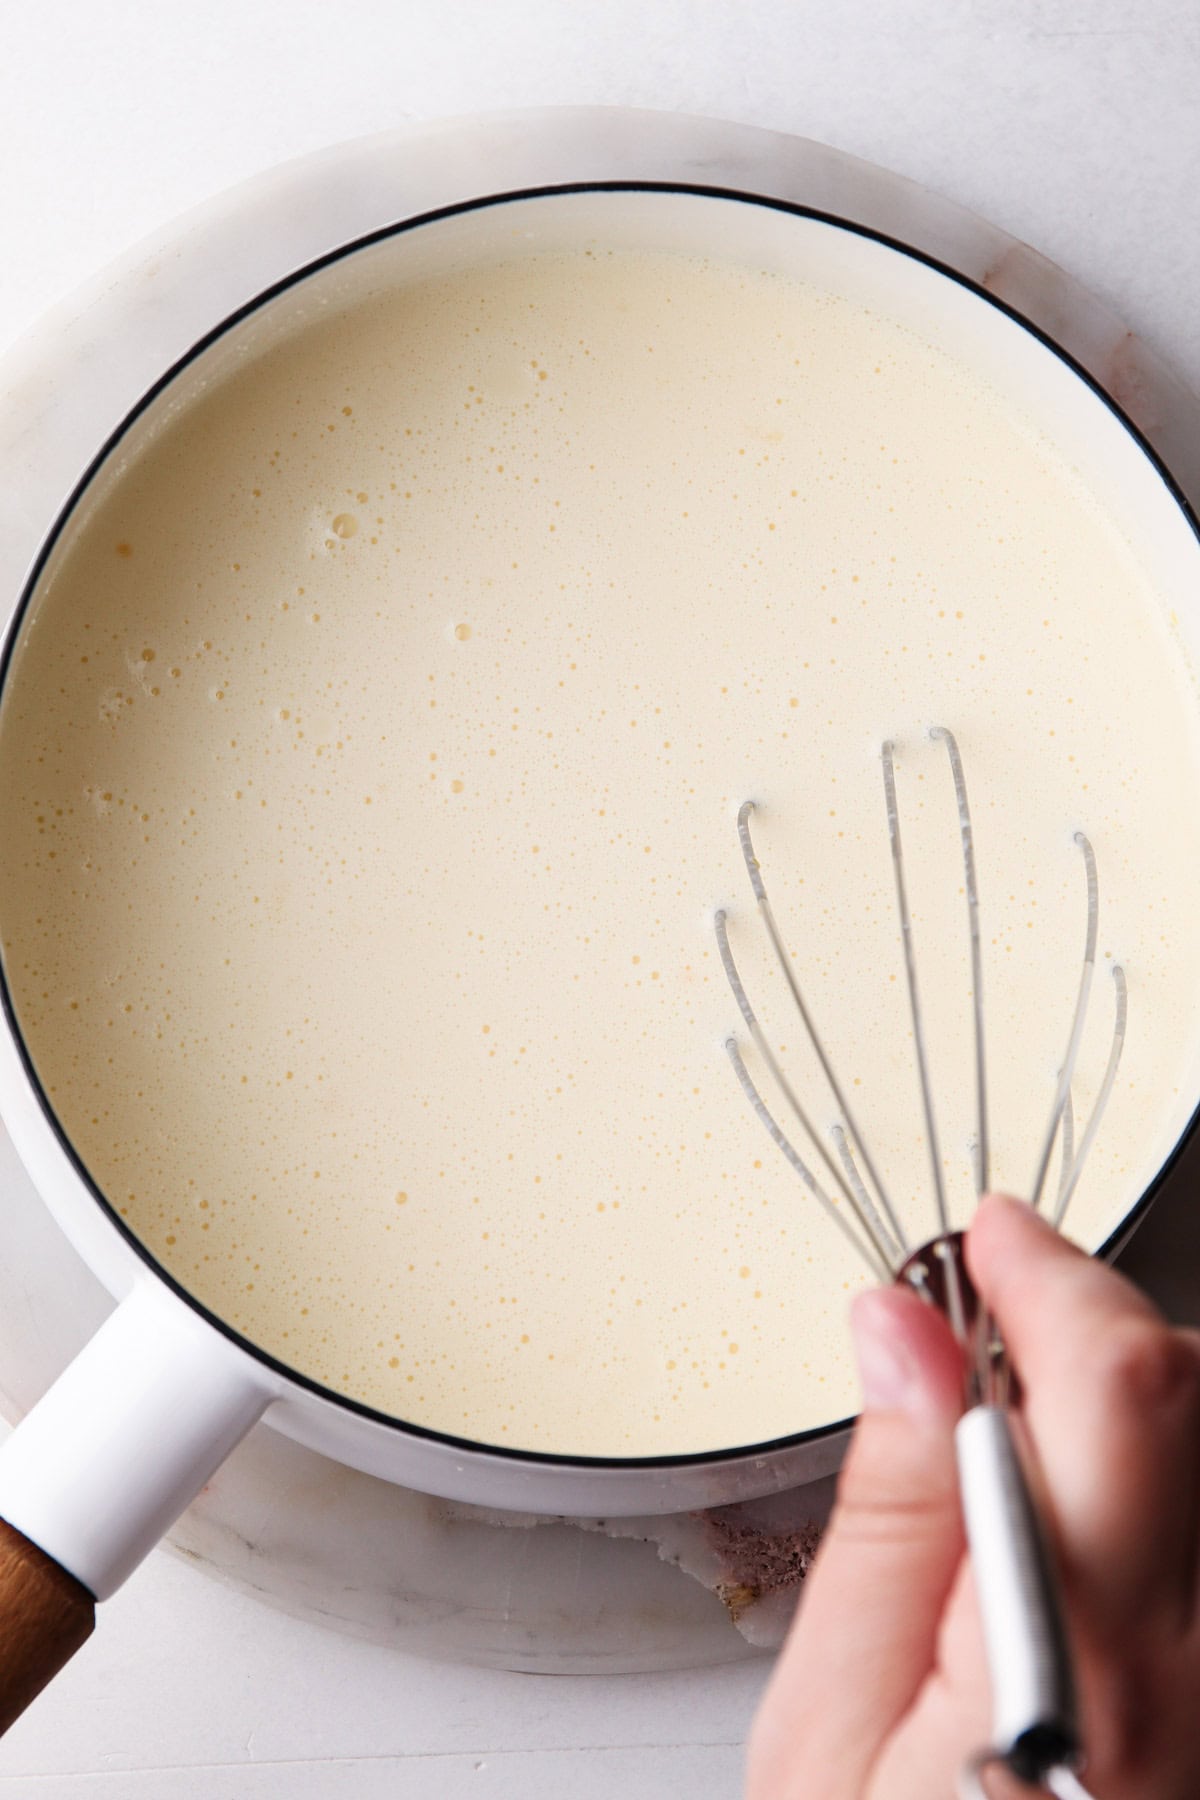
left=2, top=245, right=1200, bottom=1455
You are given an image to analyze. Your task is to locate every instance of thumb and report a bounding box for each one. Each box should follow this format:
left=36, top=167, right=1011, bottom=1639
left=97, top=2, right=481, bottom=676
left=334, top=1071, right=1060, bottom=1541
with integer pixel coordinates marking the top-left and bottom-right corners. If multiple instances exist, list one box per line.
left=748, top=1287, right=966, bottom=1800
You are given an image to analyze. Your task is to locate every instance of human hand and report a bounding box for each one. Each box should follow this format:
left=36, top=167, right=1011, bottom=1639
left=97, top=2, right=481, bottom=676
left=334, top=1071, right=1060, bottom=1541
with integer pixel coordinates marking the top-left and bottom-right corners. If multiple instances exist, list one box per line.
left=747, top=1194, right=1200, bottom=1799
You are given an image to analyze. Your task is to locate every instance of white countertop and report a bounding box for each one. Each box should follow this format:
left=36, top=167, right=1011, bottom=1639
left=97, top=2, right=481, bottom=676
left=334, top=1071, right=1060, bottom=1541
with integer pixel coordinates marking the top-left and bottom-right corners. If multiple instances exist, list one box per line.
left=2, top=2, right=1199, bottom=1794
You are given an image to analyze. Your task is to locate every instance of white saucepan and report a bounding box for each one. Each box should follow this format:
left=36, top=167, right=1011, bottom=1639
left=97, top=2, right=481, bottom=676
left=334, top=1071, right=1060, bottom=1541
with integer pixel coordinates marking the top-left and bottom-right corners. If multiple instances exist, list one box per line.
left=1, top=111, right=1199, bottom=1731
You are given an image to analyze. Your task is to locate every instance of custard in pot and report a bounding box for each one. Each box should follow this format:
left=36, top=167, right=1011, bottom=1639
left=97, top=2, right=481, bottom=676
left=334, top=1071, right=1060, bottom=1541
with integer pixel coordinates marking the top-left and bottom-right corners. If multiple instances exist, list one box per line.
left=1, top=228, right=1198, bottom=1455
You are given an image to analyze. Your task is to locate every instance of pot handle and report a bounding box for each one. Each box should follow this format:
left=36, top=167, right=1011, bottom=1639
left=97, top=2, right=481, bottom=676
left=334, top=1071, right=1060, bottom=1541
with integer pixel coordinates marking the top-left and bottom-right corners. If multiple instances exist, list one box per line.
left=0, top=1518, right=93, bottom=1733
left=0, top=1280, right=271, bottom=1733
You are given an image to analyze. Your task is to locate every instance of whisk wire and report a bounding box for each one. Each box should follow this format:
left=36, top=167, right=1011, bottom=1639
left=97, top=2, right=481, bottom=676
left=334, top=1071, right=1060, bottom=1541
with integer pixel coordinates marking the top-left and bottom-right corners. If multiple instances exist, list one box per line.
left=931, top=726, right=990, bottom=1197
left=736, top=803, right=911, bottom=1256
left=1056, top=1087, right=1076, bottom=1213
left=882, top=742, right=951, bottom=1237
left=830, top=1125, right=901, bottom=1263
left=720, top=744, right=1122, bottom=1268
left=715, top=909, right=900, bottom=1272
left=1053, top=965, right=1127, bottom=1230
left=723, top=1037, right=894, bottom=1282
left=1029, top=834, right=1098, bottom=1212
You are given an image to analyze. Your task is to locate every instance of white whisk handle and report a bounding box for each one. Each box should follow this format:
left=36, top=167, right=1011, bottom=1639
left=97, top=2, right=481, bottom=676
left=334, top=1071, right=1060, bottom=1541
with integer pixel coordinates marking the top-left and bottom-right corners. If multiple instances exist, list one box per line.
left=955, top=1404, right=1081, bottom=1786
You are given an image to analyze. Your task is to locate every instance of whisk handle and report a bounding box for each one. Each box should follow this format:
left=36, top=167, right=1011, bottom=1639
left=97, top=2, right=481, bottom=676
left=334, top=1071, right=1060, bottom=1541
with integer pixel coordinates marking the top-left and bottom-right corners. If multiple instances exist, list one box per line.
left=955, top=1404, right=1080, bottom=1786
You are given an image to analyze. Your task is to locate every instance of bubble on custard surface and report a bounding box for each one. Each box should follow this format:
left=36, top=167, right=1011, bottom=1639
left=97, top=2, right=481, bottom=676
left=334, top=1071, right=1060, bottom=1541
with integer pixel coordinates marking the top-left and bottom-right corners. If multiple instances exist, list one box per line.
left=331, top=513, right=359, bottom=539
left=453, top=623, right=472, bottom=641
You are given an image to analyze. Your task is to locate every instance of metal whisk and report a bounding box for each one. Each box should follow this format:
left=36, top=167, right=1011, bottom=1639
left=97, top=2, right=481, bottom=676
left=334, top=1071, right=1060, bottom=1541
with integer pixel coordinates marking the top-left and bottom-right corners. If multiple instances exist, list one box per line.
left=716, top=727, right=1126, bottom=1800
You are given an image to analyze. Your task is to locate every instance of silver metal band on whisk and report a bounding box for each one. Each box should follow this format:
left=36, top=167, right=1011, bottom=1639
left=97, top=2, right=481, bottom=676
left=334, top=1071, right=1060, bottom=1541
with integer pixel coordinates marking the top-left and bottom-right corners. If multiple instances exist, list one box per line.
left=959, top=1748, right=1098, bottom=1800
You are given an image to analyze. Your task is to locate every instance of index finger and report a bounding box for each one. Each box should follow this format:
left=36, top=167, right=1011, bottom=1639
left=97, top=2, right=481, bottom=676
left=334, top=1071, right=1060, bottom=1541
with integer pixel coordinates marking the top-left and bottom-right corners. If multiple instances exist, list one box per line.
left=967, top=1193, right=1200, bottom=1626
left=967, top=1192, right=1160, bottom=1350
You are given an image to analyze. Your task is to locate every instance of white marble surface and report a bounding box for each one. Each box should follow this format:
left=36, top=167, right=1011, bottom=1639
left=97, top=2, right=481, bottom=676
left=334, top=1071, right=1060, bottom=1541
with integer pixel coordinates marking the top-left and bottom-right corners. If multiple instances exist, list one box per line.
left=2, top=3, right=1200, bottom=1796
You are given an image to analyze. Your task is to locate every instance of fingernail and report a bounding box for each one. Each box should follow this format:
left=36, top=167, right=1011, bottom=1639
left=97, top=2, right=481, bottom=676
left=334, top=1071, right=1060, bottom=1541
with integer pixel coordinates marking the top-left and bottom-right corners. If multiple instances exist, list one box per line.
left=851, top=1299, right=919, bottom=1415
